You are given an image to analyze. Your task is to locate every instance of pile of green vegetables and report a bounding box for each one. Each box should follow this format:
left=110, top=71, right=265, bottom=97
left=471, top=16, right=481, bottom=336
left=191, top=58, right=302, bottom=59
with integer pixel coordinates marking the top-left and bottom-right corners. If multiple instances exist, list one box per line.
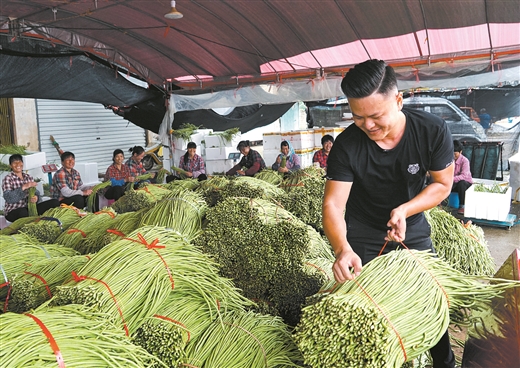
left=195, top=197, right=334, bottom=326
left=425, top=206, right=495, bottom=276
left=294, top=249, right=519, bottom=368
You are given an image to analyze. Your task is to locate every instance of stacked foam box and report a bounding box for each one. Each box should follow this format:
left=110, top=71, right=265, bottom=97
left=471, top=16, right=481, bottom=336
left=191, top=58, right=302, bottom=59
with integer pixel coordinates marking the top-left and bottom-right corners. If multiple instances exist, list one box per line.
left=75, top=162, right=100, bottom=187
left=295, top=148, right=315, bottom=169
left=262, top=131, right=282, bottom=169
left=202, top=131, right=240, bottom=175
left=1, top=151, right=47, bottom=170
left=313, top=127, right=325, bottom=149
left=509, top=152, right=520, bottom=201
left=465, top=184, right=512, bottom=221
left=281, top=130, right=314, bottom=150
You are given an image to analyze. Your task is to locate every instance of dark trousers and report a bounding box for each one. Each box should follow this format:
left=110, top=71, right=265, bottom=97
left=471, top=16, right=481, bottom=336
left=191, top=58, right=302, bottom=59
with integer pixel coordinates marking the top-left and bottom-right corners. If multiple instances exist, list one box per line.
left=60, top=194, right=99, bottom=211
left=346, top=215, right=456, bottom=368
left=452, top=180, right=472, bottom=206
left=5, top=199, right=61, bottom=222
left=165, top=174, right=207, bottom=183
left=104, top=186, right=125, bottom=201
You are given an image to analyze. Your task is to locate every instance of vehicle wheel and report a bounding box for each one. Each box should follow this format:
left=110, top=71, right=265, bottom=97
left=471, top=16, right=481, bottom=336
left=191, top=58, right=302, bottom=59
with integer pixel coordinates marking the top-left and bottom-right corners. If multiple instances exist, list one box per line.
left=142, top=155, right=154, bottom=171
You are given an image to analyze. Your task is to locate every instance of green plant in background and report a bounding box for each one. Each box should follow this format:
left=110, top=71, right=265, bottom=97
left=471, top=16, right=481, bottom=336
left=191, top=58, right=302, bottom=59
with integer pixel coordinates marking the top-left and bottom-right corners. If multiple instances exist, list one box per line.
left=171, top=123, right=202, bottom=141
left=0, top=144, right=28, bottom=155
left=0, top=162, right=10, bottom=172
left=210, top=127, right=240, bottom=143
left=473, top=182, right=509, bottom=194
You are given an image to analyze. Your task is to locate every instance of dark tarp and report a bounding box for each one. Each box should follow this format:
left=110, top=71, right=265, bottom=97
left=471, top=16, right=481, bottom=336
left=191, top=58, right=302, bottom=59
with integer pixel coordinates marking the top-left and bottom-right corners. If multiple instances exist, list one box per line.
left=113, top=96, right=294, bottom=134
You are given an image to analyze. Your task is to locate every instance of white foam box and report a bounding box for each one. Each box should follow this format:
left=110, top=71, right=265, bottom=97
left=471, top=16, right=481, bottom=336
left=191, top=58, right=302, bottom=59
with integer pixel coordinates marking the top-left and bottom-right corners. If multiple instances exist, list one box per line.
left=313, top=127, right=325, bottom=147
left=75, top=162, right=99, bottom=184
left=203, top=133, right=241, bottom=148
left=263, top=132, right=282, bottom=151
left=282, top=130, right=315, bottom=150
left=295, top=148, right=315, bottom=169
left=323, top=127, right=346, bottom=140
left=465, top=184, right=512, bottom=221
left=509, top=152, right=520, bottom=201
left=27, top=166, right=46, bottom=181
left=205, top=159, right=235, bottom=175
left=205, top=147, right=239, bottom=161
left=0, top=151, right=47, bottom=170
left=263, top=149, right=281, bottom=168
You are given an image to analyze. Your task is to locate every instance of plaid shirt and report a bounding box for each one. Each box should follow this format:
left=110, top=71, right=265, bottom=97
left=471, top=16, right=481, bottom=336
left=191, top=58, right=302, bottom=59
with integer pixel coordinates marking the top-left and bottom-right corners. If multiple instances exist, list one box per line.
left=312, top=149, right=329, bottom=168
left=104, top=163, right=131, bottom=182
left=51, top=167, right=83, bottom=200
left=126, top=158, right=146, bottom=177
left=179, top=154, right=206, bottom=178
left=2, top=171, right=39, bottom=215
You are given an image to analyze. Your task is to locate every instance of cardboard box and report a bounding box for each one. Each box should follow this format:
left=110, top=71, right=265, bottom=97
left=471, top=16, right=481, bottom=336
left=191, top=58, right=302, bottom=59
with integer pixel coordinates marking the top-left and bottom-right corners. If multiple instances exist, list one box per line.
left=465, top=184, right=512, bottom=221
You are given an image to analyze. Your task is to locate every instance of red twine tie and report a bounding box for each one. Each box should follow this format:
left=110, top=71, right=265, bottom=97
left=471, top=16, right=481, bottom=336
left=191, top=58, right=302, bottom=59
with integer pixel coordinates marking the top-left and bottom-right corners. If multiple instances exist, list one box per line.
left=25, top=313, right=66, bottom=368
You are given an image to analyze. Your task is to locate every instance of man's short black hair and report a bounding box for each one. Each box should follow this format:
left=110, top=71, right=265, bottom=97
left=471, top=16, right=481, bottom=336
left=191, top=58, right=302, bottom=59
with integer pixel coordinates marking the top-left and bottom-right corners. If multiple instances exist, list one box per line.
left=321, top=134, right=334, bottom=145
left=340, top=59, right=398, bottom=99
left=9, top=154, right=23, bottom=165
left=60, top=151, right=75, bottom=161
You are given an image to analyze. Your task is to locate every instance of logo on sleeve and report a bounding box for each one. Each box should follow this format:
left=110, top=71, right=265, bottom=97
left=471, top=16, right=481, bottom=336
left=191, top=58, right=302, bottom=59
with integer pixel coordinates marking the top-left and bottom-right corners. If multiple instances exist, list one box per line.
left=407, top=163, right=420, bottom=175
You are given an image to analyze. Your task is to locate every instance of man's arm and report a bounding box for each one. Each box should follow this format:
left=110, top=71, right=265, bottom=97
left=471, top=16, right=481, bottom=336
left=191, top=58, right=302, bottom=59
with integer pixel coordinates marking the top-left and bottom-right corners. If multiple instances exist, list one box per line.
left=323, top=180, right=362, bottom=282
left=386, top=164, right=454, bottom=242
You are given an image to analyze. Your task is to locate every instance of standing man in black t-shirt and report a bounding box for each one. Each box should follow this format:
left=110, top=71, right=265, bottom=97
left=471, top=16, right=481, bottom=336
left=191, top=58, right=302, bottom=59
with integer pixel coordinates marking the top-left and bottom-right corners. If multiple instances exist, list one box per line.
left=323, top=59, right=456, bottom=368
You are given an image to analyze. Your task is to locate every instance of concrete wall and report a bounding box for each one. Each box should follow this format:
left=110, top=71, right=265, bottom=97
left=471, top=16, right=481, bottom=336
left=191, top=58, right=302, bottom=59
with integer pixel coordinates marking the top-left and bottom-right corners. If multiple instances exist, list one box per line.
left=12, top=98, right=39, bottom=151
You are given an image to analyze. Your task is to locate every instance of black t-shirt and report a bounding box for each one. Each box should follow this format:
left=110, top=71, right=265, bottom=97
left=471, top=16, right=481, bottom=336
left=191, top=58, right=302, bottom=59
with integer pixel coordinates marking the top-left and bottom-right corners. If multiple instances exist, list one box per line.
left=327, top=108, right=453, bottom=230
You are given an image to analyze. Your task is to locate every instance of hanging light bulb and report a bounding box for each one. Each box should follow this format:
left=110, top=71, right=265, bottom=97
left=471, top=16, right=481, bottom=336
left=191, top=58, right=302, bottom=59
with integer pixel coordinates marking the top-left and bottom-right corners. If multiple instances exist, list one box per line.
left=164, top=0, right=183, bottom=19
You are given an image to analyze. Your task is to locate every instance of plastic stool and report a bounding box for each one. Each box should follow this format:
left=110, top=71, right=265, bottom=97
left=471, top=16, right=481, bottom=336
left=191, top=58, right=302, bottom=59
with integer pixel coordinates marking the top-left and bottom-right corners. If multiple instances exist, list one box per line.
left=448, top=192, right=460, bottom=208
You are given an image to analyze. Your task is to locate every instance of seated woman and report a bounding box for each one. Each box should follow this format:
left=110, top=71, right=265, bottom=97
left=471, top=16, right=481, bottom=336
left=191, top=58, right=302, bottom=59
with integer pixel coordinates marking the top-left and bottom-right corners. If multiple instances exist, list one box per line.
left=226, top=140, right=266, bottom=176
left=452, top=140, right=473, bottom=215
left=50, top=151, right=93, bottom=209
left=103, top=149, right=135, bottom=201
left=272, top=140, right=301, bottom=174
left=166, top=142, right=207, bottom=182
left=2, top=154, right=60, bottom=222
left=126, top=145, right=155, bottom=185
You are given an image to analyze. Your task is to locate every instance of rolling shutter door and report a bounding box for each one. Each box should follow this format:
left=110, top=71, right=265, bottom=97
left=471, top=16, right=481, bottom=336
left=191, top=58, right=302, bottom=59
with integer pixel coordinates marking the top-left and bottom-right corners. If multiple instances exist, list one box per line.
left=36, top=99, right=147, bottom=174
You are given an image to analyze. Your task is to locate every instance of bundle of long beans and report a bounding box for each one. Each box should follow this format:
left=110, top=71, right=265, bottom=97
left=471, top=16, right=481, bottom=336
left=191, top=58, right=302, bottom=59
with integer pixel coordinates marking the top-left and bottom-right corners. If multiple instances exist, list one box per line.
left=7, top=254, right=90, bottom=313
left=42, top=205, right=85, bottom=230
left=254, top=168, right=284, bottom=186
left=126, top=173, right=154, bottom=191
left=52, top=226, right=250, bottom=336
left=155, top=167, right=170, bottom=184
left=86, top=180, right=112, bottom=212
left=139, top=190, right=207, bottom=241
left=134, top=281, right=250, bottom=367
left=195, top=197, right=333, bottom=326
left=0, top=304, right=167, bottom=367
left=135, top=183, right=173, bottom=202
left=101, top=210, right=143, bottom=246
left=0, top=216, right=39, bottom=235
left=164, top=177, right=201, bottom=191
left=194, top=175, right=230, bottom=206
left=294, top=249, right=520, bottom=368
left=183, top=309, right=302, bottom=368
left=19, top=218, right=62, bottom=244
left=55, top=209, right=117, bottom=254
left=27, top=187, right=37, bottom=216
left=279, top=167, right=326, bottom=231
left=425, top=206, right=495, bottom=276
left=110, top=189, right=153, bottom=214
left=0, top=236, right=78, bottom=301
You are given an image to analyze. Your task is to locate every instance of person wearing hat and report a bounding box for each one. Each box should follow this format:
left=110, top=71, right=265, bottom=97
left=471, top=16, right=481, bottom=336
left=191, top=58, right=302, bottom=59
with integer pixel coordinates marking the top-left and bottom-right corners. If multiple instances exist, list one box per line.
left=272, top=140, right=301, bottom=174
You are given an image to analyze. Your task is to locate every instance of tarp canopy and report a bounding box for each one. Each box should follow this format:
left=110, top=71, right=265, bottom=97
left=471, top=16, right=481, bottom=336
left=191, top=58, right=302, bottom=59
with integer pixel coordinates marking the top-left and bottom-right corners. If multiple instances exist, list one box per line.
left=1, top=0, right=519, bottom=132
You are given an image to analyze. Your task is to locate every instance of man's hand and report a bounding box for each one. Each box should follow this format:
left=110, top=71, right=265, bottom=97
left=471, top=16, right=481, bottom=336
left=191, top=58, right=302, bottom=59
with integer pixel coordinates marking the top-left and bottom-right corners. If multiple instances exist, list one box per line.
left=386, top=207, right=407, bottom=242
left=332, top=249, right=363, bottom=283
